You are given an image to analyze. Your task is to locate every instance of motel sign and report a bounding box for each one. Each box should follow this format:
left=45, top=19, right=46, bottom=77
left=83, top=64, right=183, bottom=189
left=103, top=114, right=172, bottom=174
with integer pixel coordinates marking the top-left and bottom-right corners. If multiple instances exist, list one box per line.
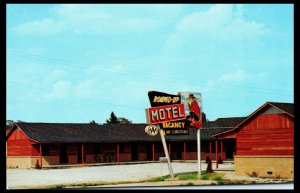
left=146, top=104, right=186, bottom=124
left=147, top=91, right=188, bottom=135
left=145, top=125, right=159, bottom=136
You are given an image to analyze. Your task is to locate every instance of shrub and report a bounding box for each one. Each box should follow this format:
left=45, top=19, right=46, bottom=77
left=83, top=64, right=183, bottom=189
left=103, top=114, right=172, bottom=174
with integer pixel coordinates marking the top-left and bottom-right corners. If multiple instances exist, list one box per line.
left=178, top=173, right=198, bottom=180
left=54, top=185, right=63, bottom=189
left=213, top=176, right=224, bottom=185
left=213, top=176, right=223, bottom=181
left=217, top=180, right=224, bottom=185
left=201, top=174, right=209, bottom=180
left=251, top=171, right=258, bottom=177
left=149, top=175, right=169, bottom=182
left=206, top=156, right=213, bottom=173
left=35, top=160, right=41, bottom=169
left=186, top=182, right=194, bottom=186
left=205, top=156, right=210, bottom=163
left=218, top=155, right=223, bottom=164
left=246, top=171, right=258, bottom=177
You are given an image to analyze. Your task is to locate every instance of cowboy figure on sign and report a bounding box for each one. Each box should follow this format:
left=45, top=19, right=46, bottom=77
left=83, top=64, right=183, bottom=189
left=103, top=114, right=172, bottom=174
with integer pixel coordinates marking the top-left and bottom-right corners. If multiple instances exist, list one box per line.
left=186, top=94, right=202, bottom=129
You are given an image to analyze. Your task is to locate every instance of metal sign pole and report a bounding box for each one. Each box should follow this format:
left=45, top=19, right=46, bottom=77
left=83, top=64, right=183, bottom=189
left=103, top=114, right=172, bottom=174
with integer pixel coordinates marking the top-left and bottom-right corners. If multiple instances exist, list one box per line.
left=158, top=125, right=174, bottom=178
left=197, top=128, right=201, bottom=177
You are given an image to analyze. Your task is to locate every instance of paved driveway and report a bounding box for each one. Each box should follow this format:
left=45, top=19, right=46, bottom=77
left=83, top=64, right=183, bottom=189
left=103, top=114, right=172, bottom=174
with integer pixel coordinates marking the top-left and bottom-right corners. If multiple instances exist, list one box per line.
left=7, top=162, right=233, bottom=189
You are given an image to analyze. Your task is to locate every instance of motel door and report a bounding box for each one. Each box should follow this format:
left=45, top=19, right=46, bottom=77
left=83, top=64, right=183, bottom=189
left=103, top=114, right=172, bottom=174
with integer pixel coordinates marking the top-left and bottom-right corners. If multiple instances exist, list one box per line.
left=171, top=142, right=183, bottom=160
left=225, top=139, right=236, bottom=160
left=146, top=143, right=152, bottom=160
left=131, top=143, right=138, bottom=161
left=60, top=144, right=68, bottom=164
left=77, top=144, right=86, bottom=163
left=77, top=144, right=82, bottom=163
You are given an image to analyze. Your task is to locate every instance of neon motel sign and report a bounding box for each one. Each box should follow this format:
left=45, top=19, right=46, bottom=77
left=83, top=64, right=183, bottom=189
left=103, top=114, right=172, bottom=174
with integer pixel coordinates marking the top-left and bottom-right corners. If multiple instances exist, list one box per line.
left=146, top=103, right=186, bottom=125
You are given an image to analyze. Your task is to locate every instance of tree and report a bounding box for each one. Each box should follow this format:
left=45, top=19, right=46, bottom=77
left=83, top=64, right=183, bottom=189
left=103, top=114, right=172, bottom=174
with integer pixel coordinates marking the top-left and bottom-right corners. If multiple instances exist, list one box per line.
left=89, top=120, right=96, bottom=125
left=6, top=120, right=14, bottom=131
left=117, top=117, right=132, bottom=124
left=206, top=156, right=213, bottom=173
left=6, top=120, right=14, bottom=126
left=106, top=112, right=120, bottom=124
left=202, top=112, right=207, bottom=123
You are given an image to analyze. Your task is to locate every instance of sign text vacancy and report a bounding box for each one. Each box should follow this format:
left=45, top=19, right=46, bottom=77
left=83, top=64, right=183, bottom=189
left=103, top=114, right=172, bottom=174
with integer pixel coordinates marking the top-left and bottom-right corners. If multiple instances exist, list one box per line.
left=147, top=104, right=186, bottom=125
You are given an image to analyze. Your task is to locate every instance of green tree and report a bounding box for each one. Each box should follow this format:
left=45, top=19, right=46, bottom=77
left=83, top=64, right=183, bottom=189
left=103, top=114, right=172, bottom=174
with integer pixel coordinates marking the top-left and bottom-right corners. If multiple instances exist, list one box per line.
left=106, top=112, right=120, bottom=124
left=6, top=120, right=14, bottom=126
left=89, top=120, right=96, bottom=124
left=202, top=112, right=207, bottom=123
left=117, top=117, right=132, bottom=124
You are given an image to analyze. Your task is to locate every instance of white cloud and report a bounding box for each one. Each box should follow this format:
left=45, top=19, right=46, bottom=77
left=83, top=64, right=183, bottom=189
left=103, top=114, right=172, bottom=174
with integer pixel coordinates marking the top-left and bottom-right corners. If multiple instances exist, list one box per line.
left=235, top=4, right=244, bottom=18
left=176, top=4, right=268, bottom=38
left=14, top=4, right=182, bottom=36
left=219, top=70, right=248, bottom=83
left=43, top=69, right=67, bottom=84
left=200, top=70, right=269, bottom=96
left=14, top=18, right=65, bottom=35
left=86, top=64, right=125, bottom=75
left=42, top=64, right=126, bottom=101
left=45, top=80, right=71, bottom=99
left=54, top=4, right=110, bottom=21
left=163, top=4, right=270, bottom=57
left=109, top=64, right=125, bottom=73
left=74, top=79, right=98, bottom=99
left=176, top=4, right=234, bottom=33
left=27, top=47, right=48, bottom=56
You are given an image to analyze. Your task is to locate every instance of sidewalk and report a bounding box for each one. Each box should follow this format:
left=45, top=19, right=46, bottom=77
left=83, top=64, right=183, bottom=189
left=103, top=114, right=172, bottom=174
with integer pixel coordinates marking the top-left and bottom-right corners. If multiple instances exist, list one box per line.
left=42, top=160, right=234, bottom=170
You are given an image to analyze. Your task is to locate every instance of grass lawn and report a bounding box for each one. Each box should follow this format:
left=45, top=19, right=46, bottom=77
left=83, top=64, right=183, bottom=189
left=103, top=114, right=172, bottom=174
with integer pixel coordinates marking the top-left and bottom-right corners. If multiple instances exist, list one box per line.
left=148, top=175, right=170, bottom=182
left=149, top=172, right=259, bottom=185
left=149, top=172, right=227, bottom=184
left=177, top=172, right=226, bottom=184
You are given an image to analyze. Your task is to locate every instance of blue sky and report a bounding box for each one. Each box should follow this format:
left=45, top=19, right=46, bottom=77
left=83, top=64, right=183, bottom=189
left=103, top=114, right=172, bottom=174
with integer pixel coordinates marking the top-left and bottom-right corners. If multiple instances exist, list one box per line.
left=6, top=4, right=294, bottom=123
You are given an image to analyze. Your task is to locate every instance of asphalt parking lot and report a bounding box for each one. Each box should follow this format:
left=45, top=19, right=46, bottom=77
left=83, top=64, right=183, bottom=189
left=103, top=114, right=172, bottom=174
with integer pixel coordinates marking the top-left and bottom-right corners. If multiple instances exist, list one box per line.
left=7, top=162, right=233, bottom=189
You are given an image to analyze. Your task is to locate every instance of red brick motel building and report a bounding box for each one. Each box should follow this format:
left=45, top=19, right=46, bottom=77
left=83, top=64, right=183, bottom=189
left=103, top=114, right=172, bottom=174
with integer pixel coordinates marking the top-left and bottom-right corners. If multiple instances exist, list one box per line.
left=6, top=102, right=294, bottom=178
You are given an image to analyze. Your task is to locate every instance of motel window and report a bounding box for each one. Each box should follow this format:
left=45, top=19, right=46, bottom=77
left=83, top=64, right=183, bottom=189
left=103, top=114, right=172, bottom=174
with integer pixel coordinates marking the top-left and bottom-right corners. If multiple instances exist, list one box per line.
left=68, top=145, right=77, bottom=155
left=42, top=144, right=50, bottom=156
left=155, top=143, right=163, bottom=152
left=201, top=142, right=208, bottom=152
left=119, top=144, right=124, bottom=153
left=93, top=144, right=101, bottom=154
left=186, top=142, right=197, bottom=152
left=85, top=144, right=94, bottom=154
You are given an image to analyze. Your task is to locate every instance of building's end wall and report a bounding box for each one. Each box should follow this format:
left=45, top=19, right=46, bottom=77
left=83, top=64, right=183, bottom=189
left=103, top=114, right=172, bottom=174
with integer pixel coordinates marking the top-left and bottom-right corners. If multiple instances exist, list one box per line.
left=7, top=129, right=35, bottom=157
left=7, top=156, right=60, bottom=168
left=234, top=156, right=294, bottom=179
left=7, top=156, right=33, bottom=168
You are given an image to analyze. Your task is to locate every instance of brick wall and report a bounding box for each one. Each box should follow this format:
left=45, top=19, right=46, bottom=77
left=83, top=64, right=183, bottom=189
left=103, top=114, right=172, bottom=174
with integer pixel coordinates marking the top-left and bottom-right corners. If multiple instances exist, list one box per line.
left=154, top=152, right=165, bottom=161
left=138, top=153, right=147, bottom=161
left=234, top=155, right=294, bottom=179
left=7, top=156, right=32, bottom=168
left=119, top=153, right=131, bottom=162
left=31, top=156, right=40, bottom=168
left=85, top=154, right=95, bottom=163
left=42, top=156, right=60, bottom=166
left=68, top=155, right=77, bottom=164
